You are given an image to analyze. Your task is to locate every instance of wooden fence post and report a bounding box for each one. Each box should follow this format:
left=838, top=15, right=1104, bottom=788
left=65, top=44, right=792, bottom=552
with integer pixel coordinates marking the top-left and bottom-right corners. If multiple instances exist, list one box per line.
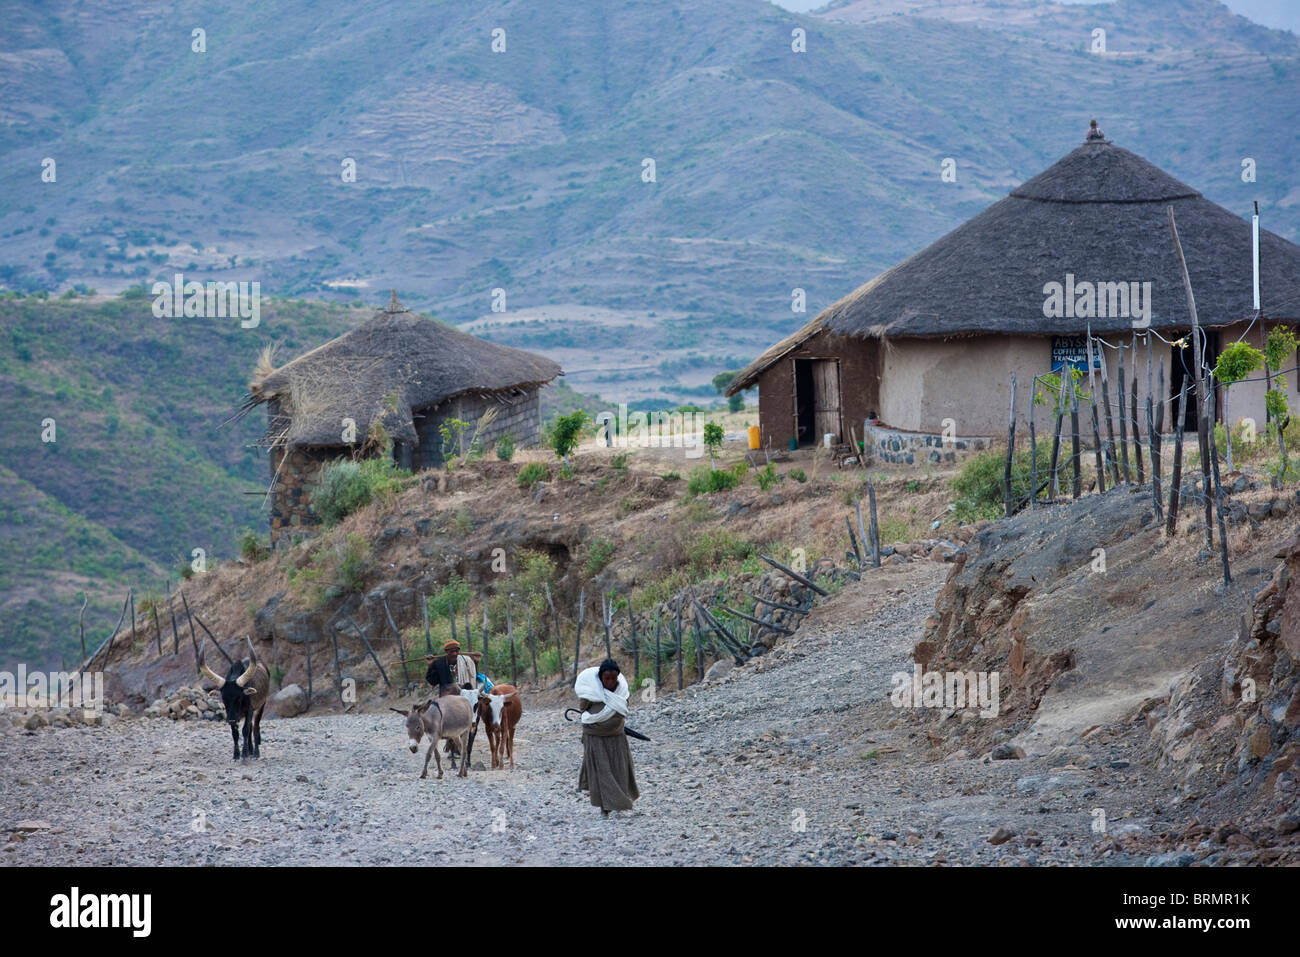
left=1004, top=373, right=1017, bottom=517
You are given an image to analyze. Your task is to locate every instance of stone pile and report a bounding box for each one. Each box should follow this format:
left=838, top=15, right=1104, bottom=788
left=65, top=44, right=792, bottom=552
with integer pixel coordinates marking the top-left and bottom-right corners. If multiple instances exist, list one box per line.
left=142, top=685, right=224, bottom=721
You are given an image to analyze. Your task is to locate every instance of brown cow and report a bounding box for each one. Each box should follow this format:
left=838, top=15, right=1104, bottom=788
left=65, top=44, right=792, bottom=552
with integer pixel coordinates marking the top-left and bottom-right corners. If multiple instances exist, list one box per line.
left=476, top=685, right=523, bottom=770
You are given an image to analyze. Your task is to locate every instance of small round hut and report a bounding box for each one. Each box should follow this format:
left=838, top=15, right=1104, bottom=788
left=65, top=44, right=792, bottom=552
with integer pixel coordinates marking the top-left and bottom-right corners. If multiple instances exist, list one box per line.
left=244, top=292, right=562, bottom=542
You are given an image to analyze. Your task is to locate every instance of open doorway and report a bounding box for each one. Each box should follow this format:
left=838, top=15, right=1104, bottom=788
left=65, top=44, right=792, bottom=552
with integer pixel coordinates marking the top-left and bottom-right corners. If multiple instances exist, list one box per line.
left=792, top=357, right=842, bottom=447
left=1168, top=329, right=1219, bottom=432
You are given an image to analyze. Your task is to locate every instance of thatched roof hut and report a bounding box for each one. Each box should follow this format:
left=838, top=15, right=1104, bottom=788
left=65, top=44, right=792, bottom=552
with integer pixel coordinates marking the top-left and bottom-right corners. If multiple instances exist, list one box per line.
left=728, top=130, right=1300, bottom=452
left=248, top=291, right=561, bottom=452
left=246, top=292, right=561, bottom=540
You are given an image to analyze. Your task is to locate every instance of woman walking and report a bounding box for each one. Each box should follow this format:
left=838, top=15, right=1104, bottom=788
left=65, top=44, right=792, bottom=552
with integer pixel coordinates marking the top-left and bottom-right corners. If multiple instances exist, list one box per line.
left=575, top=659, right=639, bottom=816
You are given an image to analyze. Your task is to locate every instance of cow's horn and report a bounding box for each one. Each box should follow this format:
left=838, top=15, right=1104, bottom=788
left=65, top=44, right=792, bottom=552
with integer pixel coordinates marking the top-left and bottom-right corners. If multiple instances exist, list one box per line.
left=245, top=635, right=257, bottom=663
left=201, top=662, right=226, bottom=686
left=389, top=708, right=408, bottom=715
left=235, top=658, right=257, bottom=687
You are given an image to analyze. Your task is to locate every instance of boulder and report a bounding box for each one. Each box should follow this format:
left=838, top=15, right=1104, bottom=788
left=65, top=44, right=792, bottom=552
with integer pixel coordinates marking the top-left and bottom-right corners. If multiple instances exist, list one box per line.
left=274, top=684, right=307, bottom=717
left=703, top=660, right=735, bottom=684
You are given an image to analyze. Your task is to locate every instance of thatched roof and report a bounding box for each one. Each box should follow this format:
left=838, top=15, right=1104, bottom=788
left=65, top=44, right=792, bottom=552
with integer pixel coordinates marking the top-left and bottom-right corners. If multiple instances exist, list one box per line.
left=245, top=292, right=562, bottom=450
left=729, top=135, right=1300, bottom=394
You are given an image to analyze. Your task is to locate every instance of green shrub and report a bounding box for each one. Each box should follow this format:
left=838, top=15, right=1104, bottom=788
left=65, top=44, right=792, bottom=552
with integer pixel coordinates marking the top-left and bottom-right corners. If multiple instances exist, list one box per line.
left=337, top=533, right=370, bottom=593
left=496, top=433, right=516, bottom=462
left=427, top=575, right=472, bottom=622
left=661, top=471, right=680, bottom=481
left=548, top=409, right=589, bottom=464
left=314, top=457, right=408, bottom=526
left=950, top=447, right=1074, bottom=522
left=686, top=465, right=741, bottom=496
left=788, top=468, right=806, bottom=483
left=586, top=538, right=615, bottom=576
left=756, top=463, right=781, bottom=491
left=517, top=462, right=549, bottom=488
left=611, top=452, right=630, bottom=474
left=239, top=528, right=270, bottom=563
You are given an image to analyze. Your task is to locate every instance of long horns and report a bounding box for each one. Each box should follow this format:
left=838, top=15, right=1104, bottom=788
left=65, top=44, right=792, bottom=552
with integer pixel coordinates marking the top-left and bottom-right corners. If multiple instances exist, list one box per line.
left=196, top=637, right=226, bottom=687
left=235, top=636, right=258, bottom=687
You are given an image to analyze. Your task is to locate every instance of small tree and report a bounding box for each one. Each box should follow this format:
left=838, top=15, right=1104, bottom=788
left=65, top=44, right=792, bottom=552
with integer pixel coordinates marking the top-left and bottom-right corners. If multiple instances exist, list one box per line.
left=703, top=421, right=725, bottom=471
left=1264, top=326, right=1298, bottom=483
left=550, top=409, right=589, bottom=472
left=1213, top=340, right=1263, bottom=469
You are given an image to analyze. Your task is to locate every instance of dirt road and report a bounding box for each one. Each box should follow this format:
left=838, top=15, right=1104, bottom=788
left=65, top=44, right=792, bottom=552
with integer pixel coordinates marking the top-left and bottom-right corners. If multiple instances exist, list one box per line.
left=1, top=563, right=1182, bottom=866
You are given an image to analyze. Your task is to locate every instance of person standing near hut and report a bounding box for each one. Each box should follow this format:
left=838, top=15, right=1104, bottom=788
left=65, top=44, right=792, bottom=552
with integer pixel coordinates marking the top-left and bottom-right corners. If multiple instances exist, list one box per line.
left=575, top=659, right=640, bottom=816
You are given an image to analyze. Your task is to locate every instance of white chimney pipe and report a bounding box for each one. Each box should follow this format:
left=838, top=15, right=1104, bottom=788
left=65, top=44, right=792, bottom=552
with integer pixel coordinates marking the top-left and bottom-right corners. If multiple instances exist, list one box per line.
left=1252, top=213, right=1261, bottom=311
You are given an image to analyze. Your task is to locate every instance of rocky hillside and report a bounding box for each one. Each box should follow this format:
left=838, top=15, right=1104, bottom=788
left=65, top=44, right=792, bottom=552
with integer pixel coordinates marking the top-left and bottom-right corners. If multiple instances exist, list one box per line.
left=913, top=467, right=1300, bottom=861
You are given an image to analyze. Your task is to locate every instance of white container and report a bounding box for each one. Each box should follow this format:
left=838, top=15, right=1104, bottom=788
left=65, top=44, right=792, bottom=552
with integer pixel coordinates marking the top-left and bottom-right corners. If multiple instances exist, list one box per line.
left=823, top=433, right=835, bottom=448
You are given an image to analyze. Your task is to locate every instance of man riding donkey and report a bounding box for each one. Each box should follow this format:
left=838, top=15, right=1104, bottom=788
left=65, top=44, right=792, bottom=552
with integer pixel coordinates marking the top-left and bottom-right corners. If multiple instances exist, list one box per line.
left=424, top=640, right=487, bottom=765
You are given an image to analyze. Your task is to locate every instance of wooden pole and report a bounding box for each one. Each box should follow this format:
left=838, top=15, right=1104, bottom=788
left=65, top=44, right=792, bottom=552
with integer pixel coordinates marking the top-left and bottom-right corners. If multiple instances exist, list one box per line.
left=329, top=623, right=344, bottom=704
left=1147, top=377, right=1164, bottom=525
left=855, top=495, right=870, bottom=568
left=694, top=621, right=704, bottom=684
left=1206, top=389, right=1232, bottom=584
left=545, top=583, right=563, bottom=676
left=1085, top=332, right=1106, bottom=493
left=189, top=611, right=233, bottom=665
left=654, top=611, right=662, bottom=691
left=482, top=606, right=488, bottom=663
left=1167, top=384, right=1187, bottom=536
left=675, top=600, right=684, bottom=692
left=421, top=592, right=431, bottom=654
left=1098, top=339, right=1120, bottom=485
left=1004, top=373, right=1017, bottom=517
left=867, top=481, right=881, bottom=568
left=100, top=590, right=130, bottom=665
left=1029, top=391, right=1038, bottom=508
left=602, top=593, right=613, bottom=658
left=1117, top=342, right=1131, bottom=483
left=1048, top=380, right=1064, bottom=502
left=78, top=594, right=88, bottom=662
left=166, top=582, right=180, bottom=656
left=527, top=606, right=538, bottom=684
left=627, top=598, right=640, bottom=684
left=150, top=596, right=162, bottom=657
left=304, top=634, right=312, bottom=713
left=759, top=554, right=830, bottom=596
left=347, top=617, right=391, bottom=689
left=1070, top=380, right=1082, bottom=499
left=179, top=590, right=204, bottom=662
left=507, top=598, right=517, bottom=687
left=1131, top=334, right=1144, bottom=484
left=382, top=598, right=409, bottom=685
left=449, top=595, right=457, bottom=646
left=845, top=515, right=863, bottom=570
left=1168, top=206, right=1214, bottom=550
left=572, top=587, right=585, bottom=680
left=129, top=591, right=137, bottom=649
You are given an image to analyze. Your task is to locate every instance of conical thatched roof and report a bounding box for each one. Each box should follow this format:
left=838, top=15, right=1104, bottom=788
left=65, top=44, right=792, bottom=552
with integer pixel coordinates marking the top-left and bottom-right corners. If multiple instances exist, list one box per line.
left=246, top=292, right=562, bottom=450
left=729, top=135, right=1300, bottom=394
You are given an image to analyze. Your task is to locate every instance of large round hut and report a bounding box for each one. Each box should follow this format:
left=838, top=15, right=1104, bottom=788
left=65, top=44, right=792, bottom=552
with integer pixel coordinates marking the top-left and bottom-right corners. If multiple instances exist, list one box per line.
left=728, top=126, right=1300, bottom=458
left=245, top=292, right=562, bottom=542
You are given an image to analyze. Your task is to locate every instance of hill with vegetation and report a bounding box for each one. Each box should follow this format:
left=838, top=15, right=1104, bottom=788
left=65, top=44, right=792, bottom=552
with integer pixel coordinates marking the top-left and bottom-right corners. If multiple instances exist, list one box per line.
left=1, top=0, right=1297, bottom=403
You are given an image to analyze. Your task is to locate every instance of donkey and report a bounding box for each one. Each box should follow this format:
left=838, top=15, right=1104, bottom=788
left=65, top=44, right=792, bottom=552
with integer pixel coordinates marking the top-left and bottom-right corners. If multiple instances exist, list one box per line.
left=199, top=636, right=270, bottom=762
left=391, top=695, right=474, bottom=779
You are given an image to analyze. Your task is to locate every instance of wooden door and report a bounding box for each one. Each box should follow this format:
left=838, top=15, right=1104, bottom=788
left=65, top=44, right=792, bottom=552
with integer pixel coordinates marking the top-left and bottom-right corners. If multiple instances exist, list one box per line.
left=812, top=359, right=842, bottom=442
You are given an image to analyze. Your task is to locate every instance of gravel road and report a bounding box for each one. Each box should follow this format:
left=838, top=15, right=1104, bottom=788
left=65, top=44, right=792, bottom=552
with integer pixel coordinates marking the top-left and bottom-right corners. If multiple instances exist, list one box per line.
left=1, top=563, right=1182, bottom=866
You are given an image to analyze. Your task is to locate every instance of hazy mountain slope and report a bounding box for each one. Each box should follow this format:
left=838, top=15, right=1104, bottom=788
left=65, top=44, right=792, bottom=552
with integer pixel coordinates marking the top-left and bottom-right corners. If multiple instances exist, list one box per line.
left=0, top=0, right=1294, bottom=369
